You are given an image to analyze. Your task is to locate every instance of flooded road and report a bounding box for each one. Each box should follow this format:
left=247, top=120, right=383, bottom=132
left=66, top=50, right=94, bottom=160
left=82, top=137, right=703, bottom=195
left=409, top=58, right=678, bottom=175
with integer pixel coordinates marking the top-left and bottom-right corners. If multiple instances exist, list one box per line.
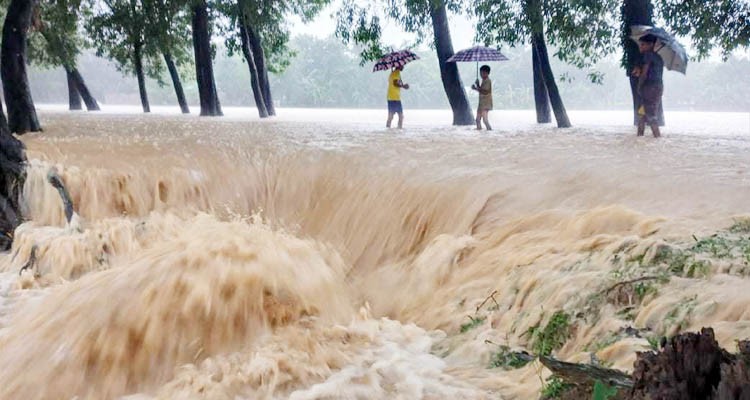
left=0, top=108, right=748, bottom=399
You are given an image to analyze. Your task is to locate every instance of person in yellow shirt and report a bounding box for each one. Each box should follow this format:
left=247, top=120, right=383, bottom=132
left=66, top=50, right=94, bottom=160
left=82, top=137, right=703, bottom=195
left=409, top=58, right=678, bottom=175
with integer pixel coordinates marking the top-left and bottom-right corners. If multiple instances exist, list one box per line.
left=386, top=65, right=410, bottom=129
left=471, top=65, right=493, bottom=131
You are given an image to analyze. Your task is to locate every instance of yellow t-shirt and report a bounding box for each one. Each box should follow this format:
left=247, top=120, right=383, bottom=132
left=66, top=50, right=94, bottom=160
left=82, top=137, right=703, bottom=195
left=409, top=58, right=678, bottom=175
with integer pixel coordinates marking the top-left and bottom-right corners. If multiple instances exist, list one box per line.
left=387, top=70, right=401, bottom=101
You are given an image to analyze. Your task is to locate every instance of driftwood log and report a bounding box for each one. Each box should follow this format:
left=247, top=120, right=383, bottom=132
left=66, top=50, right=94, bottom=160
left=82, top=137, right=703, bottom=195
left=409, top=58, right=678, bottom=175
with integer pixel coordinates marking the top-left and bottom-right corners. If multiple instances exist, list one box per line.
left=540, top=355, right=633, bottom=389
left=538, top=328, right=750, bottom=399
left=46, top=168, right=74, bottom=224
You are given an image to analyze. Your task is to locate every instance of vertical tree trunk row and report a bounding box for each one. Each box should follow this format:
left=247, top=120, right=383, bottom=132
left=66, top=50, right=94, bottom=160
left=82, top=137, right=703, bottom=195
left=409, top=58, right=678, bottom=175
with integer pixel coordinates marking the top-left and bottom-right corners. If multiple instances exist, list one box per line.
left=192, top=0, right=222, bottom=116
left=66, top=70, right=83, bottom=111
left=526, top=0, right=570, bottom=128
left=532, top=33, right=571, bottom=128
left=429, top=1, right=474, bottom=126
left=163, top=53, right=190, bottom=114
left=1, top=0, right=41, bottom=134
left=239, top=21, right=268, bottom=118
left=245, top=23, right=274, bottom=116
left=68, top=68, right=101, bottom=111
left=133, top=42, right=150, bottom=113
left=532, top=43, right=551, bottom=123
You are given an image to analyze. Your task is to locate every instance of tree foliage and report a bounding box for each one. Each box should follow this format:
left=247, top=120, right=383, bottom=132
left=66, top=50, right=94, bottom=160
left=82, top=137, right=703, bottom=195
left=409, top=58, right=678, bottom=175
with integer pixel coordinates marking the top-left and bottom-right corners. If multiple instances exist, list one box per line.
left=85, top=0, right=164, bottom=82
left=219, top=0, right=330, bottom=73
left=658, top=0, right=750, bottom=60
left=27, top=0, right=85, bottom=69
left=474, top=0, right=620, bottom=70
left=334, top=0, right=465, bottom=63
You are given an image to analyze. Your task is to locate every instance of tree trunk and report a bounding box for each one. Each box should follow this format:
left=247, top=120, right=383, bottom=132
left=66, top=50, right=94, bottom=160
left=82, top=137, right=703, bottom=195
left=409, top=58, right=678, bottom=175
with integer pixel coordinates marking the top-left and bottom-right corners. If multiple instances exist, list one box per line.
left=525, top=0, right=570, bottom=128
left=532, top=33, right=571, bottom=128
left=1, top=0, right=41, bottom=134
left=67, top=67, right=100, bottom=111
left=191, top=0, right=222, bottom=116
left=622, top=0, right=663, bottom=126
left=66, top=70, right=83, bottom=111
left=0, top=101, right=9, bottom=136
left=163, top=53, right=190, bottom=114
left=0, top=103, right=27, bottom=250
left=245, top=23, right=274, bottom=116
left=239, top=19, right=268, bottom=118
left=429, top=1, right=473, bottom=126
left=133, top=42, right=150, bottom=113
left=532, top=41, right=551, bottom=123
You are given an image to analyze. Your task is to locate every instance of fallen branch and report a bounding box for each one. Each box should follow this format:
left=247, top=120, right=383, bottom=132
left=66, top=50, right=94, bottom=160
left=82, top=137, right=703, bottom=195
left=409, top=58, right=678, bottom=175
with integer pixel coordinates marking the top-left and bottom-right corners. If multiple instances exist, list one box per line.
left=540, top=355, right=633, bottom=389
left=18, top=244, right=38, bottom=276
left=476, top=290, right=499, bottom=313
left=47, top=168, right=74, bottom=224
left=602, top=276, right=661, bottom=295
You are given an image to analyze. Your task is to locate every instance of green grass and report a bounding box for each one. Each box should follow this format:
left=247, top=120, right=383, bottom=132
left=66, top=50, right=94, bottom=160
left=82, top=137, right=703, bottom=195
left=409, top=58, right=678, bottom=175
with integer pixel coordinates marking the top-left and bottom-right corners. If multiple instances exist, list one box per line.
left=646, top=335, right=662, bottom=351
left=730, top=218, right=750, bottom=233
left=488, top=345, right=533, bottom=369
left=592, top=380, right=618, bottom=400
left=541, top=376, right=570, bottom=399
left=529, top=311, right=571, bottom=357
left=460, top=315, right=486, bottom=333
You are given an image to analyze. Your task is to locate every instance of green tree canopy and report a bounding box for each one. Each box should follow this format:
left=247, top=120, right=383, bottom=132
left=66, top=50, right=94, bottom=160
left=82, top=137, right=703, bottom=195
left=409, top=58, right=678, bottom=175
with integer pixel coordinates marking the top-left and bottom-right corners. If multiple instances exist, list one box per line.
left=658, top=0, right=750, bottom=60
left=474, top=0, right=620, bottom=73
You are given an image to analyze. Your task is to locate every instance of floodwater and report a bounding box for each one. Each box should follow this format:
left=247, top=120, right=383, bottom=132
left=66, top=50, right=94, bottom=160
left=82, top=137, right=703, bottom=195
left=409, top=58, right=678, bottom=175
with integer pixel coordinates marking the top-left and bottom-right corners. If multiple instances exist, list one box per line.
left=0, top=107, right=748, bottom=399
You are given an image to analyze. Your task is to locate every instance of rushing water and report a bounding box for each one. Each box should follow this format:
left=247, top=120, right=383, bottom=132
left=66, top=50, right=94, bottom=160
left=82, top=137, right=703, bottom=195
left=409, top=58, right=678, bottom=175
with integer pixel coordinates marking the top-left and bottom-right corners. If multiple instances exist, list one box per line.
left=0, top=108, right=748, bottom=399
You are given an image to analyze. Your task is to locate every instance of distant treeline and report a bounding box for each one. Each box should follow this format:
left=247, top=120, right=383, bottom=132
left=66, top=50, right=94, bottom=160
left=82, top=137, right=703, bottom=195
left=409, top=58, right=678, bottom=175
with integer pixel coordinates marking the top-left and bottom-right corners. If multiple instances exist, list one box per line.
left=28, top=35, right=749, bottom=112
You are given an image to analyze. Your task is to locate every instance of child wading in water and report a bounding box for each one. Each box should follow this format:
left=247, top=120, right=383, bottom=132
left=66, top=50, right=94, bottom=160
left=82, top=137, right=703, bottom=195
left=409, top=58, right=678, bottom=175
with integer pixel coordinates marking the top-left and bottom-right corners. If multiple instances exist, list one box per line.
left=634, top=34, right=664, bottom=138
left=472, top=65, right=493, bottom=130
left=386, top=65, right=410, bottom=129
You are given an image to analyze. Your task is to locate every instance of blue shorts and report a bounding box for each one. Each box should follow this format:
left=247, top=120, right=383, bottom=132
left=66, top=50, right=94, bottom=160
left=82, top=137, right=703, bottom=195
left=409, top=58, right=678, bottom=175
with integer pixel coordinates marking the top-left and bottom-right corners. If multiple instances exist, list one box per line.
left=387, top=100, right=403, bottom=114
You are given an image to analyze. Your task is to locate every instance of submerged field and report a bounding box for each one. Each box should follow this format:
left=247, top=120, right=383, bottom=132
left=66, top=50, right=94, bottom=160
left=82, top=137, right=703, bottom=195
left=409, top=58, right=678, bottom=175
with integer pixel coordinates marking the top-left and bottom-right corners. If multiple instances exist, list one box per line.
left=0, top=109, right=748, bottom=399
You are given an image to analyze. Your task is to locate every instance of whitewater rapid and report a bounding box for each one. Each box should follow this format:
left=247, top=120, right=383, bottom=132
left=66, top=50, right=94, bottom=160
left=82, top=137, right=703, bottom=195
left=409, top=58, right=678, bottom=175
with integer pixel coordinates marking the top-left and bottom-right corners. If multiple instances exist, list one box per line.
left=0, top=109, right=747, bottom=399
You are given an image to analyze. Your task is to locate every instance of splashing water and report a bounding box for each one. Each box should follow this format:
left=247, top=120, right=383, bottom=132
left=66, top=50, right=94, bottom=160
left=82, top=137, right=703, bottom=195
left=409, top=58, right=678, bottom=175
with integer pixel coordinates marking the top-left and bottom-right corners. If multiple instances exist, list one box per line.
left=0, top=109, right=748, bottom=399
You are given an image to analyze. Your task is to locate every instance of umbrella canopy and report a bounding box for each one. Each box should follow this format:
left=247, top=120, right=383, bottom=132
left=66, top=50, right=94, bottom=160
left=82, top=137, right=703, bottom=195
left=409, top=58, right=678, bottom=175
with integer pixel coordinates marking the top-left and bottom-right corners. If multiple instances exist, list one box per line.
left=447, top=46, right=509, bottom=80
left=373, top=50, right=420, bottom=72
left=630, top=25, right=688, bottom=74
left=447, top=46, right=509, bottom=63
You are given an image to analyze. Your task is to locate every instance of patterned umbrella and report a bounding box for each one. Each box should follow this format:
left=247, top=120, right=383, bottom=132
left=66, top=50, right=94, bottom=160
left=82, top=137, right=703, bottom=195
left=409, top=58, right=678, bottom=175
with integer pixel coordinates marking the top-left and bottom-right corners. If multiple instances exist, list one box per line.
left=373, top=50, right=420, bottom=72
left=447, top=46, right=509, bottom=79
left=630, top=25, right=688, bottom=74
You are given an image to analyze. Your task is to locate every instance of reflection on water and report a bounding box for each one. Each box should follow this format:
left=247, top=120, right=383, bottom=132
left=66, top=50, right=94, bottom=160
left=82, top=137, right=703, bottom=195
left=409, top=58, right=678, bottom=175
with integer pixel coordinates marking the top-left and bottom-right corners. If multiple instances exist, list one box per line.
left=0, top=109, right=748, bottom=399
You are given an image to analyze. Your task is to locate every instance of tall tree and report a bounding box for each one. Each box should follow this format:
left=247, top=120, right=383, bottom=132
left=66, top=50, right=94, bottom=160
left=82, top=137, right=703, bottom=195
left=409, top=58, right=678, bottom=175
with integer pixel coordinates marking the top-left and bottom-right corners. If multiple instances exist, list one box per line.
left=220, top=0, right=329, bottom=117
left=142, top=0, right=192, bottom=113
left=335, top=0, right=474, bottom=126
left=475, top=0, right=619, bottom=128
left=86, top=0, right=162, bottom=113
left=1, top=0, right=41, bottom=133
left=29, top=0, right=100, bottom=111
left=191, top=0, right=222, bottom=116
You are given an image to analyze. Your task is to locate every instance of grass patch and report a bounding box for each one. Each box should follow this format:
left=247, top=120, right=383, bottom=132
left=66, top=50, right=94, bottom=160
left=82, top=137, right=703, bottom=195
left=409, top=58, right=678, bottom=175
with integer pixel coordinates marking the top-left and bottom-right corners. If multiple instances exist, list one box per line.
left=730, top=218, right=750, bottom=234
left=541, top=376, right=571, bottom=399
left=592, top=380, right=618, bottom=400
left=460, top=315, right=486, bottom=333
left=646, top=335, right=662, bottom=351
left=488, top=345, right=533, bottom=369
left=529, top=311, right=571, bottom=357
